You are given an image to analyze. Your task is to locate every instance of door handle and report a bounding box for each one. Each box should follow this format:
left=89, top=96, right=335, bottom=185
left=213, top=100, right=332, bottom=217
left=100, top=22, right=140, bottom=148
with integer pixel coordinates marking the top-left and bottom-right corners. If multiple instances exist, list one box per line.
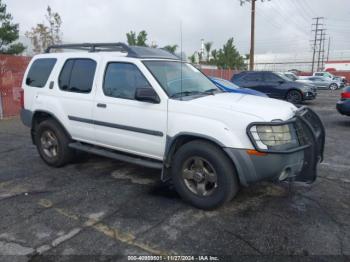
left=97, top=103, right=107, bottom=108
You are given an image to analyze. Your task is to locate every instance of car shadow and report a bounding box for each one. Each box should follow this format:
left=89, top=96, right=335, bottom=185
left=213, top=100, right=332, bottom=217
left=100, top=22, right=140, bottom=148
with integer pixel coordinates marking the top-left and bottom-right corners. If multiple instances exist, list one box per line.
left=335, top=119, right=350, bottom=127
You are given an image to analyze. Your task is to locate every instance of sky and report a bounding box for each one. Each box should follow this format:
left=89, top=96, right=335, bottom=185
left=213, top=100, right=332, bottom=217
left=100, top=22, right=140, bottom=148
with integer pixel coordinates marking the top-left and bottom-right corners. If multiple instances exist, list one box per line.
left=4, top=0, right=350, bottom=60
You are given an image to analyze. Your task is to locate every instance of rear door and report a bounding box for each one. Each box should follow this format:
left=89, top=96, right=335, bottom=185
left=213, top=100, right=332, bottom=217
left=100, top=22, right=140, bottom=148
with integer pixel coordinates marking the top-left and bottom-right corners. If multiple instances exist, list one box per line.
left=54, top=57, right=98, bottom=142
left=239, top=72, right=265, bottom=91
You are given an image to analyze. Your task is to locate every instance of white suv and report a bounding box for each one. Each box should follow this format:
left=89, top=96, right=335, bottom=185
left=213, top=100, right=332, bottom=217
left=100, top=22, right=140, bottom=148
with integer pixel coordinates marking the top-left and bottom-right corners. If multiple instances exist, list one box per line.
left=20, top=43, right=325, bottom=209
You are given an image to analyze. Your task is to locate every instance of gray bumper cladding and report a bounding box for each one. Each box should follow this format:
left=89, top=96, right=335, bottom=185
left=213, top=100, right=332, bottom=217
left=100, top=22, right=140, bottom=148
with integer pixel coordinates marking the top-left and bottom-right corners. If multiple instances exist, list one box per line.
left=20, top=109, right=33, bottom=127
left=229, top=107, right=325, bottom=186
left=224, top=148, right=304, bottom=186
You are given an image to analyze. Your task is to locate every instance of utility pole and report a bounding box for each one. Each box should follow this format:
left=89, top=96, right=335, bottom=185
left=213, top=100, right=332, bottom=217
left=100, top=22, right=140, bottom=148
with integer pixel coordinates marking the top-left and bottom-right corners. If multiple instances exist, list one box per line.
left=317, top=29, right=326, bottom=71
left=320, top=30, right=327, bottom=70
left=327, top=36, right=331, bottom=62
left=249, top=0, right=256, bottom=71
left=239, top=0, right=270, bottom=70
left=311, top=17, right=323, bottom=73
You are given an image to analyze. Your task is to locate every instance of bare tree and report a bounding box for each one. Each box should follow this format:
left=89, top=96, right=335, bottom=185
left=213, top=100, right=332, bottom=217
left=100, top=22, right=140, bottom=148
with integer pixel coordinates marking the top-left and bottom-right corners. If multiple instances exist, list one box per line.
left=25, top=6, right=62, bottom=54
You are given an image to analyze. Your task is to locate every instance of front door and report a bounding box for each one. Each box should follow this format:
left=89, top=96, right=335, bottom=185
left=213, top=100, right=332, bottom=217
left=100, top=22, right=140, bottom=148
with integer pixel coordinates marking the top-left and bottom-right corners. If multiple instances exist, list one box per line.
left=262, top=72, right=285, bottom=98
left=93, top=60, right=167, bottom=160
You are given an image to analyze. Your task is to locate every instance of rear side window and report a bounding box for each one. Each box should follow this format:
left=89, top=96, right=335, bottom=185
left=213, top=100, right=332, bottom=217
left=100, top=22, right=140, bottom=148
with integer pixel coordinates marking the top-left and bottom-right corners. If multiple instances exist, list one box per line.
left=103, top=62, right=151, bottom=100
left=243, top=73, right=263, bottom=82
left=26, top=58, right=57, bottom=87
left=59, top=59, right=96, bottom=93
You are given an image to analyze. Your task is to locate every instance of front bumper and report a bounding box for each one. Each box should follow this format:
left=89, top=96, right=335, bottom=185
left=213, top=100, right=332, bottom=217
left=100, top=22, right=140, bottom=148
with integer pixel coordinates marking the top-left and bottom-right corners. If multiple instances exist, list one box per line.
left=225, top=107, right=325, bottom=186
left=303, top=91, right=317, bottom=100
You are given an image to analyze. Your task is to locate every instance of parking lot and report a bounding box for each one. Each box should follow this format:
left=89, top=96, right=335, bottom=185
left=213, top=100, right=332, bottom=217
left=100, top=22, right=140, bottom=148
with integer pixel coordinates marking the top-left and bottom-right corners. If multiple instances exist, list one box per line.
left=0, top=90, right=349, bottom=260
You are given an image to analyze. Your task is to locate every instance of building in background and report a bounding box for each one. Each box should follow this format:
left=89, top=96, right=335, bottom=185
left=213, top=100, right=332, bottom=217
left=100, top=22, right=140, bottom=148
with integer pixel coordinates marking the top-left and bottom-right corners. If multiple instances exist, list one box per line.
left=324, top=60, right=350, bottom=72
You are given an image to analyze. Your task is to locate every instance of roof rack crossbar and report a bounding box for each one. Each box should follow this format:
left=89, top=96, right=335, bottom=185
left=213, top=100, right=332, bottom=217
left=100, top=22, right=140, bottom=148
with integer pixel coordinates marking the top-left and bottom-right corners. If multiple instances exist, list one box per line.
left=44, top=42, right=180, bottom=60
left=45, top=42, right=137, bottom=56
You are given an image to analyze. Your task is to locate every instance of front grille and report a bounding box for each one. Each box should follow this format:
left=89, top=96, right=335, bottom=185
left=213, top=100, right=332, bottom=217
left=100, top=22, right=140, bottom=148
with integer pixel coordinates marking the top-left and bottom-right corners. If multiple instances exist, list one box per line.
left=296, top=107, right=325, bottom=160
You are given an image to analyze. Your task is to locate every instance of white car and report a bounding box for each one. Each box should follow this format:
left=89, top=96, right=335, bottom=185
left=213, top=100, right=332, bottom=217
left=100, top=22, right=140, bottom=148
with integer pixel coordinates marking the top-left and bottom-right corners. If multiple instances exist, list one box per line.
left=20, top=43, right=325, bottom=209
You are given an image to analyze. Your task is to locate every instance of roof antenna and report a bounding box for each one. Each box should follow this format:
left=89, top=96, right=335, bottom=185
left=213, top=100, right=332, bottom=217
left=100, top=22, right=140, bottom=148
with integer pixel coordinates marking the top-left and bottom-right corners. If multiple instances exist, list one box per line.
left=180, top=20, right=183, bottom=101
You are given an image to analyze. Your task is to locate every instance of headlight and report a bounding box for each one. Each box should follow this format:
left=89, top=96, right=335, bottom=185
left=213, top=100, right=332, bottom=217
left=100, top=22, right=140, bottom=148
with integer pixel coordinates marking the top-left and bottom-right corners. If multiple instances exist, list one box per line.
left=303, top=85, right=312, bottom=91
left=249, top=123, right=299, bottom=150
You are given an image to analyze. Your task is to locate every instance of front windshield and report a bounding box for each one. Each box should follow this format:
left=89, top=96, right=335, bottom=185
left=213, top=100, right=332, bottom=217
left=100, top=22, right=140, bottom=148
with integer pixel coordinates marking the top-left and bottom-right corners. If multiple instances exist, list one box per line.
left=276, top=73, right=292, bottom=81
left=285, top=73, right=298, bottom=81
left=143, top=61, right=220, bottom=98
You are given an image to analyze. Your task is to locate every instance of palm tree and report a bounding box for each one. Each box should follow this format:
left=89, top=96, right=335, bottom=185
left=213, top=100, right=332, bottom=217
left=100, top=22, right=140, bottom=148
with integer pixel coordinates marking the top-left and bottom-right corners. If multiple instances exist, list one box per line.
left=189, top=53, right=196, bottom=64
left=163, top=44, right=178, bottom=54
left=204, top=42, right=213, bottom=62
left=126, top=30, right=148, bottom=46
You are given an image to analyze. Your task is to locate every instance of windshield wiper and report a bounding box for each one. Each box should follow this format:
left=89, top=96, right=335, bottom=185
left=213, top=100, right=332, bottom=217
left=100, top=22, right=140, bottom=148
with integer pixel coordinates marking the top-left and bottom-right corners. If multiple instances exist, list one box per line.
left=170, top=91, right=204, bottom=98
left=204, top=88, right=221, bottom=95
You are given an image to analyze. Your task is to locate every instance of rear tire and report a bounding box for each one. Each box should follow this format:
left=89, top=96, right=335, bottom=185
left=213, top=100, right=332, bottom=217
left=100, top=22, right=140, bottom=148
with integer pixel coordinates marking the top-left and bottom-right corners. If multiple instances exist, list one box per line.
left=35, top=119, right=74, bottom=167
left=286, top=90, right=303, bottom=104
left=171, top=140, right=239, bottom=210
left=329, top=83, right=338, bottom=90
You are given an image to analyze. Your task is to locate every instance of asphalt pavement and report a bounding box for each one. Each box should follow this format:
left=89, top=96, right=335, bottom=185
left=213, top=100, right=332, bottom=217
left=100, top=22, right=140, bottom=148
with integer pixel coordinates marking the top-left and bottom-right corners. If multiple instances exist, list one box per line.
left=0, top=90, right=349, bottom=261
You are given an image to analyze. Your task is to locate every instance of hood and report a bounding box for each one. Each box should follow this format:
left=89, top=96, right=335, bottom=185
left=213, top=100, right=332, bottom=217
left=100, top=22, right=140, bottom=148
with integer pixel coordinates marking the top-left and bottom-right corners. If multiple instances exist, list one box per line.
left=191, top=93, right=297, bottom=121
left=239, top=88, right=268, bottom=97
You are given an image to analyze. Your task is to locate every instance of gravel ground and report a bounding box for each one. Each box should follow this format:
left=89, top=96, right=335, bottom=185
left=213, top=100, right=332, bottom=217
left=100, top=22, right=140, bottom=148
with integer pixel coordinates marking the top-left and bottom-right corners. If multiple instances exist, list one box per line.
left=0, top=90, right=349, bottom=261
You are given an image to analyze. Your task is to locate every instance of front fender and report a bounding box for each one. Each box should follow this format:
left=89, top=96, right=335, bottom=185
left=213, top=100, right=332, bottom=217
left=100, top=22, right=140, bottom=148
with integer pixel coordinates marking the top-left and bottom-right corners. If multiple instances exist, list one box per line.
left=167, top=112, right=253, bottom=149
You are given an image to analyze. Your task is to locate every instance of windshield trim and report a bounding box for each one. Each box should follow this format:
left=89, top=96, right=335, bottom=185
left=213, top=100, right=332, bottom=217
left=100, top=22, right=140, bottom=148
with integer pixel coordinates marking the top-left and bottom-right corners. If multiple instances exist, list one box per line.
left=142, top=60, right=221, bottom=100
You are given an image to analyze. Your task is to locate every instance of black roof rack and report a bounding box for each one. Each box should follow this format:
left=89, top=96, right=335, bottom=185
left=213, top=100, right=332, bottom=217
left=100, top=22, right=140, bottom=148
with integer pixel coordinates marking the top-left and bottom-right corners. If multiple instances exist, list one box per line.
left=45, top=42, right=180, bottom=60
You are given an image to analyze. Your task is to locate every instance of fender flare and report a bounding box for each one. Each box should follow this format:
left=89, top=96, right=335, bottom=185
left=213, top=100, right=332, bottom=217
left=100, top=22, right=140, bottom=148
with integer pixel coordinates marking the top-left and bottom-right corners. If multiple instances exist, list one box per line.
left=162, top=132, right=245, bottom=185
left=31, top=110, right=72, bottom=143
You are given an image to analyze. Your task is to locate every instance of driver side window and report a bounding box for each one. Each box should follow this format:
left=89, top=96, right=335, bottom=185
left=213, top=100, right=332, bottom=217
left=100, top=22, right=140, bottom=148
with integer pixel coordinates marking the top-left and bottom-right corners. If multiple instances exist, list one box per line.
left=264, top=73, right=282, bottom=82
left=103, top=62, right=151, bottom=100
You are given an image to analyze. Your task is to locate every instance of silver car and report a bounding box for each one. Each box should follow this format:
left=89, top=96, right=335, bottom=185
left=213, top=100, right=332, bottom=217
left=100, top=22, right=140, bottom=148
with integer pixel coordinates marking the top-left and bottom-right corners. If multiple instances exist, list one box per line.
left=281, top=72, right=318, bottom=89
left=299, top=76, right=343, bottom=90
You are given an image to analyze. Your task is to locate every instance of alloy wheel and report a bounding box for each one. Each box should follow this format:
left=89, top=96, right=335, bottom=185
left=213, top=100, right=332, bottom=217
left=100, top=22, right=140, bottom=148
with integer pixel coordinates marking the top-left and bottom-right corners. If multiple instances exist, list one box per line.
left=181, top=157, right=218, bottom=196
left=287, top=90, right=302, bottom=104
left=329, top=84, right=338, bottom=90
left=40, top=130, right=59, bottom=158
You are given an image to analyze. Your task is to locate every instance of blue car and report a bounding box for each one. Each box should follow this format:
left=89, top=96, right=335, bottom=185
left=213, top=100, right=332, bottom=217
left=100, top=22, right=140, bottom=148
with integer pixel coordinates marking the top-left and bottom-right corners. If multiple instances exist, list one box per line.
left=210, top=77, right=268, bottom=97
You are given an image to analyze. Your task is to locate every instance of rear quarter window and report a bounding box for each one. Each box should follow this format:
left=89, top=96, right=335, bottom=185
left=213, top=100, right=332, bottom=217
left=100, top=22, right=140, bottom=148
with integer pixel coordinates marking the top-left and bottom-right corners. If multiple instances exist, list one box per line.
left=26, top=58, right=57, bottom=87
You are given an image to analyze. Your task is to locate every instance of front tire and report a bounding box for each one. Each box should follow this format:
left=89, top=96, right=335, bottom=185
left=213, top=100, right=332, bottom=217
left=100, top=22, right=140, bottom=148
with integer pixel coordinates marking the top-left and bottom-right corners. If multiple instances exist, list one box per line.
left=35, top=119, right=74, bottom=167
left=286, top=90, right=303, bottom=104
left=171, top=140, right=239, bottom=210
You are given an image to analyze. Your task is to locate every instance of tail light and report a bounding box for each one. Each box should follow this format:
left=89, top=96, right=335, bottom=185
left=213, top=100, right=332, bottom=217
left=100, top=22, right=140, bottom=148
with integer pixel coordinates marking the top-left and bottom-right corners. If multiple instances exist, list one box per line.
left=20, top=89, right=24, bottom=108
left=341, top=91, right=350, bottom=99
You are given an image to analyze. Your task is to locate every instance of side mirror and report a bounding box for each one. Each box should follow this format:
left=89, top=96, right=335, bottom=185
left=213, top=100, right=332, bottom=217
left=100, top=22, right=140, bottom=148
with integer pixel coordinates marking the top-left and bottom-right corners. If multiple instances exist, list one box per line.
left=135, top=88, right=160, bottom=104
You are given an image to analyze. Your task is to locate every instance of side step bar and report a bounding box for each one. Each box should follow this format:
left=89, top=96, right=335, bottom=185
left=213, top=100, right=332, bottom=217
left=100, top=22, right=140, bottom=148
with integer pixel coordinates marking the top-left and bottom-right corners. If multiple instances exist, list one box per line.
left=69, top=142, right=163, bottom=169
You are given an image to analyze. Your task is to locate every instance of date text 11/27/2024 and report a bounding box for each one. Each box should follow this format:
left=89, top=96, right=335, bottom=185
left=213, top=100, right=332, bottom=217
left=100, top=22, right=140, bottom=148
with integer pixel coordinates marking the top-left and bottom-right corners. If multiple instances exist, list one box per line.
left=127, top=255, right=220, bottom=261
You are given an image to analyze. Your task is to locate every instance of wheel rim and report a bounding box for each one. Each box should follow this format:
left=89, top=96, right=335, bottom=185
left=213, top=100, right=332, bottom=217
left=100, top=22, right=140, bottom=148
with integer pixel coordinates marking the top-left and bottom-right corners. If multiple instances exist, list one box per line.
left=40, top=130, right=58, bottom=158
left=181, top=157, right=218, bottom=196
left=287, top=91, right=301, bottom=103
left=330, top=84, right=337, bottom=90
